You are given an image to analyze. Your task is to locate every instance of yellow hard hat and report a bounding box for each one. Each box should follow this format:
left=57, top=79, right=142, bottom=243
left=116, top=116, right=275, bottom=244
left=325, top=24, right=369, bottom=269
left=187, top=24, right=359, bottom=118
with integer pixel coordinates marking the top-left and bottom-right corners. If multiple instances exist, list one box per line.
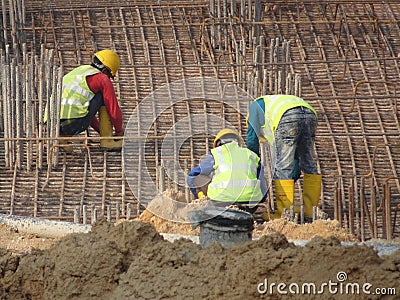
left=213, top=128, right=242, bottom=148
left=94, top=50, right=120, bottom=77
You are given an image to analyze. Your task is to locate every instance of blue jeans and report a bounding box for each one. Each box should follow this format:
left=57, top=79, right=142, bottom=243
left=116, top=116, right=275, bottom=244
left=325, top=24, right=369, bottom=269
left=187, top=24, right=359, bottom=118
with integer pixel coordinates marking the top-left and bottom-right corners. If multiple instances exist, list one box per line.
left=273, top=106, right=318, bottom=180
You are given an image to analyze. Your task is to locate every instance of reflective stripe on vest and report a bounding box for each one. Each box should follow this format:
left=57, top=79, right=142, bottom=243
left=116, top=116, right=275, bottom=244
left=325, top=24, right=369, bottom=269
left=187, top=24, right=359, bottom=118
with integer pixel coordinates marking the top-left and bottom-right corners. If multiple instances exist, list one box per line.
left=258, top=95, right=317, bottom=144
left=60, top=65, right=100, bottom=119
left=207, top=142, right=263, bottom=203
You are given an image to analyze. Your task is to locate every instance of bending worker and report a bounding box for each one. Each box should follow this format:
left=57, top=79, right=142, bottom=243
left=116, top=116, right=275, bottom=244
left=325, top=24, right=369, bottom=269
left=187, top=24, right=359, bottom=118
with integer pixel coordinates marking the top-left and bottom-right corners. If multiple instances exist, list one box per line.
left=246, top=94, right=322, bottom=220
left=187, top=128, right=267, bottom=213
left=48, top=49, right=124, bottom=150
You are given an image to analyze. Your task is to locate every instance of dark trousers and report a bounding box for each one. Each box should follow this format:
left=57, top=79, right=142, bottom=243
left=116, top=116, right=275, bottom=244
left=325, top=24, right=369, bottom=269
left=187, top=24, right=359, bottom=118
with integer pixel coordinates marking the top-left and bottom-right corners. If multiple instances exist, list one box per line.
left=208, top=200, right=259, bottom=214
left=60, top=92, right=104, bottom=136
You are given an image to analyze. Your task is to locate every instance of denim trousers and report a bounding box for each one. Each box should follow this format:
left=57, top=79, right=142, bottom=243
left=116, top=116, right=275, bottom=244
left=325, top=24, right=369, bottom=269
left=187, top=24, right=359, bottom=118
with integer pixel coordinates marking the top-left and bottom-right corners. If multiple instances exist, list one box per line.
left=273, top=106, right=318, bottom=179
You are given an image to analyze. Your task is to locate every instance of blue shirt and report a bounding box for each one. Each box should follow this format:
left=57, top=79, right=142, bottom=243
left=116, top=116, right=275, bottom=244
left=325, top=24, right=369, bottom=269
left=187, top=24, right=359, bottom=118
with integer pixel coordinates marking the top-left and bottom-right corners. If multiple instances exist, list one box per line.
left=246, top=98, right=265, bottom=156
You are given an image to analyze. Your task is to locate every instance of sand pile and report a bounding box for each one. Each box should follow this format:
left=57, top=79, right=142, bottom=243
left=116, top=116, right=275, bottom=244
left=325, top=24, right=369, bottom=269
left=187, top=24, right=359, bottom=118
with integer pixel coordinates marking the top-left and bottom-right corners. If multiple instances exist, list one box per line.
left=137, top=189, right=208, bottom=235
left=137, top=190, right=358, bottom=242
left=0, top=219, right=398, bottom=300
left=0, top=191, right=395, bottom=299
left=253, top=218, right=358, bottom=242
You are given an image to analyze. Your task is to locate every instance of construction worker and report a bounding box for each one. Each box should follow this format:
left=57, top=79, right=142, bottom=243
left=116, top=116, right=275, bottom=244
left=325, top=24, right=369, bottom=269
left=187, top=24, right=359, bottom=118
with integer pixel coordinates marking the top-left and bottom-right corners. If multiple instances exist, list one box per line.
left=246, top=94, right=322, bottom=220
left=187, top=128, right=267, bottom=213
left=52, top=49, right=124, bottom=150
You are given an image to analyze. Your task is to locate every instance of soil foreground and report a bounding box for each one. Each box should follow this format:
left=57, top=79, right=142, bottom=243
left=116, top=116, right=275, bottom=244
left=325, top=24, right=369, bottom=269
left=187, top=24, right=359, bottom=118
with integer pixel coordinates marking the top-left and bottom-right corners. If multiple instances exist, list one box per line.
left=0, top=216, right=399, bottom=299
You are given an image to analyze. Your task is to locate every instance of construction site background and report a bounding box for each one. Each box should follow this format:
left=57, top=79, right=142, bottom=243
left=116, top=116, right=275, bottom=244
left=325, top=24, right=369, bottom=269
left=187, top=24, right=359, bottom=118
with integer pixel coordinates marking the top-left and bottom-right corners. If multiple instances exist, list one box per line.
left=0, top=0, right=400, bottom=243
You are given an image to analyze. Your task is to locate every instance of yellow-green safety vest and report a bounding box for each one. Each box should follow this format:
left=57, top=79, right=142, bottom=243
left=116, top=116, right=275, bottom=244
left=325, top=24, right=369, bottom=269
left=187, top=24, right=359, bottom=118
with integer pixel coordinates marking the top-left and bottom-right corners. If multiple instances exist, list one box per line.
left=257, top=94, right=317, bottom=144
left=60, top=65, right=100, bottom=119
left=207, top=142, right=263, bottom=203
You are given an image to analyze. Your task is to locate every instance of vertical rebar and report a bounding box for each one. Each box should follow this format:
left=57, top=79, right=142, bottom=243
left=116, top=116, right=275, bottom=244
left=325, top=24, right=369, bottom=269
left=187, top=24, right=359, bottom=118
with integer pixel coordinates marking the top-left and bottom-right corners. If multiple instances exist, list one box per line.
left=74, top=206, right=80, bottom=224
left=107, top=205, right=111, bottom=222
left=1, top=57, right=10, bottom=168
left=33, top=166, right=39, bottom=217
left=9, top=0, right=18, bottom=62
left=80, top=152, right=88, bottom=214
left=45, top=49, right=54, bottom=164
left=10, top=162, right=17, bottom=215
left=337, top=178, right=343, bottom=226
left=253, top=0, right=262, bottom=40
left=184, top=160, right=190, bottom=203
left=126, top=203, right=131, bottom=220
left=59, top=155, right=67, bottom=217
left=371, top=178, right=377, bottom=238
left=50, top=65, right=59, bottom=167
left=348, top=185, right=354, bottom=235
left=102, top=152, right=107, bottom=214
left=15, top=64, right=23, bottom=169
left=121, top=150, right=126, bottom=217
left=384, top=183, right=392, bottom=240
left=91, top=204, right=97, bottom=224
left=25, top=51, right=34, bottom=172
left=116, top=202, right=120, bottom=221
left=158, top=163, right=165, bottom=193
left=360, top=179, right=365, bottom=242
left=1, top=0, right=8, bottom=46
left=9, top=58, right=16, bottom=168
left=37, top=45, right=45, bottom=169
left=82, top=205, right=88, bottom=224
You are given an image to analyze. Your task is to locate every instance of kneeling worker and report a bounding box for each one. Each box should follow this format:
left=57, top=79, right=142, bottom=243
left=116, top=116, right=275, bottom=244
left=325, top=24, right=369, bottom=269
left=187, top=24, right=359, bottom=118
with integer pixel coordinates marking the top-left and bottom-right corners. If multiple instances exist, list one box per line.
left=187, top=128, right=267, bottom=213
left=46, top=49, right=124, bottom=150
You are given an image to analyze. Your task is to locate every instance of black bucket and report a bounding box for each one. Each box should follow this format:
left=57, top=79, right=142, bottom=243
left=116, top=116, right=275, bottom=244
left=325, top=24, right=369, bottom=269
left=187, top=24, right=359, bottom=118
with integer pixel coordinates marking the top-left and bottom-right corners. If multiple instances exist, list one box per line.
left=188, top=206, right=254, bottom=249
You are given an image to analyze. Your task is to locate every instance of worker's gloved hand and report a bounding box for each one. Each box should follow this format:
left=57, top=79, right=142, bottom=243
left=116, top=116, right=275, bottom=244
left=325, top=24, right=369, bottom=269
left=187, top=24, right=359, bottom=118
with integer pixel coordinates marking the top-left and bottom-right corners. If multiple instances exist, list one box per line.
left=259, top=137, right=267, bottom=143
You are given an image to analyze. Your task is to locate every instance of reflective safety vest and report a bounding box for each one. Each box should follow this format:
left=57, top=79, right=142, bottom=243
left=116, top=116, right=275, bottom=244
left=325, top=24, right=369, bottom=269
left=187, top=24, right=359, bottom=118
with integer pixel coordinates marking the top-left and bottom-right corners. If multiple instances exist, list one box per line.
left=207, top=141, right=263, bottom=203
left=60, top=65, right=100, bottom=119
left=258, top=94, right=317, bottom=144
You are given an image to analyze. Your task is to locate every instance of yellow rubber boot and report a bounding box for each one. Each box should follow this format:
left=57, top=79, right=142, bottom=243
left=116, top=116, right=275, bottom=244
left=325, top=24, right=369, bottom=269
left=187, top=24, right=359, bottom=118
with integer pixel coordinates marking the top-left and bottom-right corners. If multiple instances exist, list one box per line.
left=302, top=174, right=322, bottom=218
left=99, top=106, right=122, bottom=150
left=265, top=179, right=294, bottom=220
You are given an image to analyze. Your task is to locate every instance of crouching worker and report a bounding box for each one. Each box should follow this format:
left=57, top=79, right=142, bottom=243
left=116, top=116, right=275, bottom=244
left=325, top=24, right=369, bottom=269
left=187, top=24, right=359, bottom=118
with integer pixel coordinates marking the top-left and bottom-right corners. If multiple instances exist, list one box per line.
left=46, top=49, right=124, bottom=151
left=186, top=128, right=267, bottom=214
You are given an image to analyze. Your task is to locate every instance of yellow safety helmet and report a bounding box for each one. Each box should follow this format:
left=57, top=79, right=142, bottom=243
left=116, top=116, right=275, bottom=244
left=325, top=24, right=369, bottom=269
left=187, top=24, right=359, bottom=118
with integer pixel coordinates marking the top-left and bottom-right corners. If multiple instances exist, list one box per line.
left=213, top=128, right=243, bottom=148
left=94, top=50, right=120, bottom=77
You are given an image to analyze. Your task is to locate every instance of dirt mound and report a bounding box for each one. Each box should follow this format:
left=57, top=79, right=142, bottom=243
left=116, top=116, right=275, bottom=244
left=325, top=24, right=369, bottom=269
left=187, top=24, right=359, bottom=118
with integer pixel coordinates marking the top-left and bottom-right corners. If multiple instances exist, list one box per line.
left=137, top=190, right=357, bottom=241
left=0, top=219, right=398, bottom=300
left=0, top=223, right=58, bottom=255
left=136, top=189, right=208, bottom=235
left=254, top=218, right=358, bottom=242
